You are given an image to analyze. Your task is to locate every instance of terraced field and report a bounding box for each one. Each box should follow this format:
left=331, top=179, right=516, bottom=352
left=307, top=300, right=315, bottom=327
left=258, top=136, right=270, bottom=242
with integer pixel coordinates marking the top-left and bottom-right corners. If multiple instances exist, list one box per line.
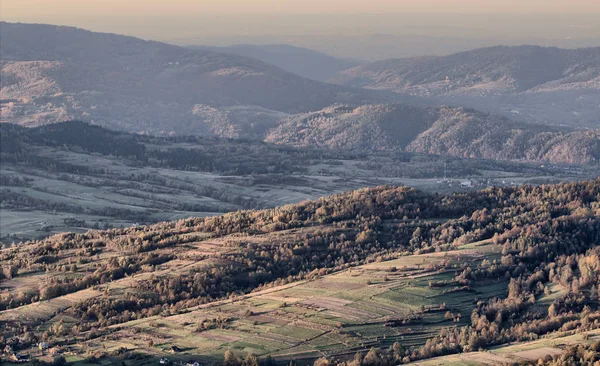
left=0, top=241, right=505, bottom=364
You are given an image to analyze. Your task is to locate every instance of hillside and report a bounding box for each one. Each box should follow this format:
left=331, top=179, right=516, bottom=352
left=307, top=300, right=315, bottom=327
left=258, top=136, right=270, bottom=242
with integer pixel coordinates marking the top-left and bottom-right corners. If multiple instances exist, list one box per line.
left=331, top=46, right=600, bottom=127
left=332, top=46, right=600, bottom=94
left=266, top=104, right=600, bottom=164
left=0, top=22, right=390, bottom=135
left=1, top=180, right=600, bottom=365
left=189, top=44, right=360, bottom=82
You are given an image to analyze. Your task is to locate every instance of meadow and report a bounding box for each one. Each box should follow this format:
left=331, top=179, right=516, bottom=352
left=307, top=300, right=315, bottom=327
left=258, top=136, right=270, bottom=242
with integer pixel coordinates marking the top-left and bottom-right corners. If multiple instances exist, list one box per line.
left=1, top=240, right=505, bottom=364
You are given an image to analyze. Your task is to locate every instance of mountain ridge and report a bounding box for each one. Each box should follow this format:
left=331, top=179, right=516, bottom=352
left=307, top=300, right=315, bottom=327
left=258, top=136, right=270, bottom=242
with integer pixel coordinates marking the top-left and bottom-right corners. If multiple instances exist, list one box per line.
left=331, top=45, right=600, bottom=128
left=332, top=45, right=600, bottom=94
left=266, top=103, right=600, bottom=164
left=0, top=22, right=395, bottom=135
left=188, top=43, right=360, bottom=82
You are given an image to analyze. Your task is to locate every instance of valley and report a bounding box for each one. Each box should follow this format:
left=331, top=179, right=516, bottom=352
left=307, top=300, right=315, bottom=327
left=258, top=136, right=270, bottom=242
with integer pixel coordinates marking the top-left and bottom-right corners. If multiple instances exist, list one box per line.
left=3, top=121, right=586, bottom=245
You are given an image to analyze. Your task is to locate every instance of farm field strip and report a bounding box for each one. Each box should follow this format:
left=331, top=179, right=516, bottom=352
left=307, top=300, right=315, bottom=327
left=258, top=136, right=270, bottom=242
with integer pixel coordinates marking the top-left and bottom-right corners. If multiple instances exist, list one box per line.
left=57, top=242, right=504, bottom=362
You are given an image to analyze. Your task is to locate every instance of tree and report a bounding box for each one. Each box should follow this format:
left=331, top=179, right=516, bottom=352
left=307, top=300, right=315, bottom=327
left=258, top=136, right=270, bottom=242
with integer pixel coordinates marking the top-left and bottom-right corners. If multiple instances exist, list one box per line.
left=508, top=278, right=521, bottom=298
left=243, top=353, right=259, bottom=366
left=592, top=285, right=599, bottom=302
left=3, top=265, right=17, bottom=280
left=224, top=350, right=240, bottom=366
left=392, top=342, right=405, bottom=360
left=363, top=347, right=387, bottom=366
left=548, top=303, right=557, bottom=318
left=313, top=358, right=330, bottom=366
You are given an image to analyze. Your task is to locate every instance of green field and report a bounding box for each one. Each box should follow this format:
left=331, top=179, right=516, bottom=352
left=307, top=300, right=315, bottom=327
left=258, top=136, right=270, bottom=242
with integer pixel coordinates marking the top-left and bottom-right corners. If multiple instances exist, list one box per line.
left=4, top=242, right=505, bottom=365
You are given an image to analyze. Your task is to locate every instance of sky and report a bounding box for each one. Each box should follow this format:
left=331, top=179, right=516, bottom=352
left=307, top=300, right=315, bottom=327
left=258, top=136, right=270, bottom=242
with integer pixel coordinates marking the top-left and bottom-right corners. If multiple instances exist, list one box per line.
left=2, top=0, right=600, bottom=48
left=3, top=0, right=600, bottom=18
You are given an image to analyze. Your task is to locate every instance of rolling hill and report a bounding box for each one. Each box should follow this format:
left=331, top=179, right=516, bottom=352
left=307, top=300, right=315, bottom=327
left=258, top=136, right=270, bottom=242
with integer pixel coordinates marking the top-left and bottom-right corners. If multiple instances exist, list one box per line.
left=331, top=46, right=600, bottom=127
left=266, top=104, right=600, bottom=164
left=0, top=22, right=390, bottom=135
left=1, top=179, right=599, bottom=365
left=189, top=44, right=360, bottom=82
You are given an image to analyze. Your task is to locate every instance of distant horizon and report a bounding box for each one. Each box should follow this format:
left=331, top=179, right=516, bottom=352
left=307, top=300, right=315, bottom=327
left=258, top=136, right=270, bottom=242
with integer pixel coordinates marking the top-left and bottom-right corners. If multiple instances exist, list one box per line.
left=2, top=12, right=599, bottom=41
left=3, top=16, right=599, bottom=62
left=4, top=0, right=599, bottom=44
left=3, top=0, right=600, bottom=16
left=2, top=1, right=599, bottom=62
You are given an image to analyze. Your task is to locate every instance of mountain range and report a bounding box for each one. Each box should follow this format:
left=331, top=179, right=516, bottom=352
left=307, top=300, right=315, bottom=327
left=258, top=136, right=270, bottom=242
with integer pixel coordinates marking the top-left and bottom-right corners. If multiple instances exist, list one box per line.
left=0, top=22, right=392, bottom=135
left=332, top=46, right=600, bottom=94
left=332, top=46, right=600, bottom=128
left=2, top=23, right=599, bottom=165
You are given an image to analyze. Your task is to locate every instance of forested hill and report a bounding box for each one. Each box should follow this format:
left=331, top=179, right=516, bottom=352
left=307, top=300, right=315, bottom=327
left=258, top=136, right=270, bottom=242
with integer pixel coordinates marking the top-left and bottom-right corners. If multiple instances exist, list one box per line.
left=0, top=121, right=366, bottom=175
left=331, top=46, right=600, bottom=128
left=266, top=104, right=600, bottom=165
left=4, top=116, right=599, bottom=170
left=2, top=180, right=600, bottom=363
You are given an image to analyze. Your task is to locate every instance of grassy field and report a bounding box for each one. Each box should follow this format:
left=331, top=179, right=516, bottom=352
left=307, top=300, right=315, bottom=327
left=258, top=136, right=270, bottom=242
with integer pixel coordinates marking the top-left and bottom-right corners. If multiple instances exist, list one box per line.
left=0, top=240, right=508, bottom=365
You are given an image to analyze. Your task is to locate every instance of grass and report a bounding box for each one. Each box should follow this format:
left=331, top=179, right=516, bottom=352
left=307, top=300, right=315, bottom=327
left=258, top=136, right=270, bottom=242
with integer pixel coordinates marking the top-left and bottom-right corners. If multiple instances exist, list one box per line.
left=538, top=283, right=568, bottom=305
left=144, top=242, right=505, bottom=361
left=0, top=240, right=514, bottom=364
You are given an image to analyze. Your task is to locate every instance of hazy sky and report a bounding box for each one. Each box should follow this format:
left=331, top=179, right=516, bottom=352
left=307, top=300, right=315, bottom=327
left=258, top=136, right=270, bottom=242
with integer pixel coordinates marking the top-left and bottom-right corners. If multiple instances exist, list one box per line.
left=3, top=0, right=600, bottom=48
left=4, top=0, right=600, bottom=18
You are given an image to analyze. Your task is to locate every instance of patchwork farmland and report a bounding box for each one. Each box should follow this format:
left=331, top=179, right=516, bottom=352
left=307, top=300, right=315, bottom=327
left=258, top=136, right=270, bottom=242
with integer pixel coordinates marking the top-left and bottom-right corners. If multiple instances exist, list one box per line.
left=2, top=240, right=505, bottom=364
